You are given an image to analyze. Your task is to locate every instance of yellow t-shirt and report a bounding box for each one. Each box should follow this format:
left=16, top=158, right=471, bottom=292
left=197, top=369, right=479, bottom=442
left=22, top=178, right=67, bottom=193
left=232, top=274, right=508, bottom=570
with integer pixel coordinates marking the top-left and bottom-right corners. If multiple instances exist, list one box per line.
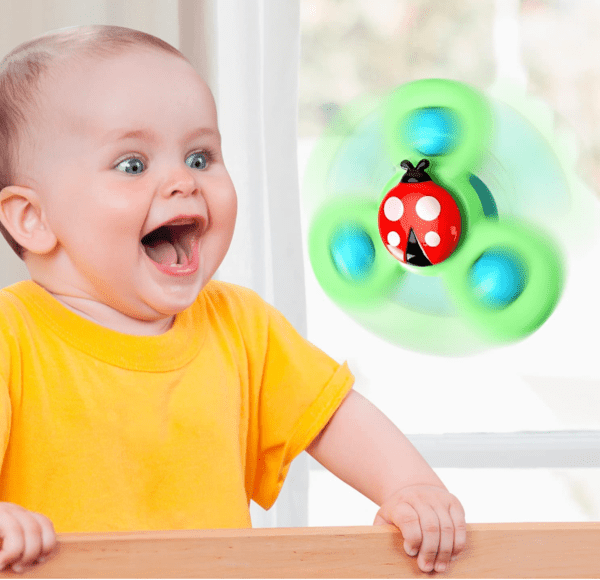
left=0, top=280, right=354, bottom=533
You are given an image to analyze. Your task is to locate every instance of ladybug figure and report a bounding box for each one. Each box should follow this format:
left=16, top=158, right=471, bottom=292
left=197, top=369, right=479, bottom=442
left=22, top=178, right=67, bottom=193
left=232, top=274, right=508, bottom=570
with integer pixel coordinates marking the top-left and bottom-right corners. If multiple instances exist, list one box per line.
left=378, top=159, right=462, bottom=267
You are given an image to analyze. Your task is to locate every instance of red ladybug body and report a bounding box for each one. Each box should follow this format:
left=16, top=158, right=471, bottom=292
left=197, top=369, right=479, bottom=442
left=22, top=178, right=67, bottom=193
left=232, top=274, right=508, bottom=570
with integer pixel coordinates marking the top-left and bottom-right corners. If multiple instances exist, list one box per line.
left=378, top=160, right=462, bottom=267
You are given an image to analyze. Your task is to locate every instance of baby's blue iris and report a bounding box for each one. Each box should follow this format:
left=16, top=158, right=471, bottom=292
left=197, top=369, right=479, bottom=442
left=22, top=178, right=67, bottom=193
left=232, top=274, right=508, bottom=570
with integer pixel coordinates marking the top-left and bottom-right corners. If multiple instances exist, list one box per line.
left=186, top=152, right=208, bottom=170
left=116, top=152, right=208, bottom=174
left=116, top=158, right=144, bottom=174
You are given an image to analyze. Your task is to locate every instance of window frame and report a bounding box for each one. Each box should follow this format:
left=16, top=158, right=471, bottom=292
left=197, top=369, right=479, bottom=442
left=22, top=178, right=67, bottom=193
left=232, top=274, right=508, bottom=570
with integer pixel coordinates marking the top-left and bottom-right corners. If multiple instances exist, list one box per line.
left=308, top=431, right=600, bottom=469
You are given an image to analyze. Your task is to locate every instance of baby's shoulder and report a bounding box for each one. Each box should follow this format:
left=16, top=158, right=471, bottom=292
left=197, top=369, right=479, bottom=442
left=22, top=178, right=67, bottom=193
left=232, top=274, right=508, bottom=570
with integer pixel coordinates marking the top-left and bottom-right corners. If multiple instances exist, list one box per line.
left=0, top=282, right=32, bottom=328
left=0, top=283, right=35, bottom=365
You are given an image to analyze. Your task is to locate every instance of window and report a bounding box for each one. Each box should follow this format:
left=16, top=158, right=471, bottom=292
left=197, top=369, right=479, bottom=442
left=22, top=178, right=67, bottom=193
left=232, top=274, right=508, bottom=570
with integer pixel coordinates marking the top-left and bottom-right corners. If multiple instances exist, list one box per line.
left=299, top=0, right=600, bottom=524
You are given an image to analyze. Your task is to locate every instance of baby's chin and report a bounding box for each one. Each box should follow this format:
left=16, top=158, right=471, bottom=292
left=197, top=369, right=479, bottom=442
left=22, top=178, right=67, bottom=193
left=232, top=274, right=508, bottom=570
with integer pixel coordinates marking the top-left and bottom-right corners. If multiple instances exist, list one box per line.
left=135, top=277, right=209, bottom=318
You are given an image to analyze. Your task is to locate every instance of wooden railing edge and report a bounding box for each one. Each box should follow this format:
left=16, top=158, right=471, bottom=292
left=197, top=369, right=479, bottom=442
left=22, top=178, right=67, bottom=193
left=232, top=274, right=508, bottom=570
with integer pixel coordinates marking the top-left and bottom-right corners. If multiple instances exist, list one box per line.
left=10, top=522, right=600, bottom=578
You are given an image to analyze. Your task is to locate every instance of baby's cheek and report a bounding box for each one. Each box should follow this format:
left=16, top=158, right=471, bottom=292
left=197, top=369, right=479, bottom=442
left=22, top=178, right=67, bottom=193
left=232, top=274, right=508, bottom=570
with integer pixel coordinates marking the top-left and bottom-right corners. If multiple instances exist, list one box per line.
left=214, top=188, right=238, bottom=232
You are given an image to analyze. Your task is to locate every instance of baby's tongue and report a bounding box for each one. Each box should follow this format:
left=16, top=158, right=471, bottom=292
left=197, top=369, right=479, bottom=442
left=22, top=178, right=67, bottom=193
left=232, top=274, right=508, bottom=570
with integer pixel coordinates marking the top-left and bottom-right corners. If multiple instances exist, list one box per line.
left=144, top=239, right=177, bottom=265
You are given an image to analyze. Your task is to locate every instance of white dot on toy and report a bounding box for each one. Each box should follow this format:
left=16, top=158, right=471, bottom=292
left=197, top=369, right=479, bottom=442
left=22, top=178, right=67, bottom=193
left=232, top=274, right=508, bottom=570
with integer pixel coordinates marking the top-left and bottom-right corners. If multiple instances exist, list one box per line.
left=424, top=231, right=441, bottom=247
left=384, top=197, right=404, bottom=221
left=415, top=196, right=441, bottom=221
left=387, top=231, right=400, bottom=246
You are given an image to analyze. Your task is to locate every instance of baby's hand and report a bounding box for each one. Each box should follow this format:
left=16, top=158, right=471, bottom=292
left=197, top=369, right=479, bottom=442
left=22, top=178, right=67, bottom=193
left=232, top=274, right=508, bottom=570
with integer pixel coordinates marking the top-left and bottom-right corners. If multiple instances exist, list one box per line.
left=0, top=502, right=56, bottom=574
left=373, top=484, right=466, bottom=574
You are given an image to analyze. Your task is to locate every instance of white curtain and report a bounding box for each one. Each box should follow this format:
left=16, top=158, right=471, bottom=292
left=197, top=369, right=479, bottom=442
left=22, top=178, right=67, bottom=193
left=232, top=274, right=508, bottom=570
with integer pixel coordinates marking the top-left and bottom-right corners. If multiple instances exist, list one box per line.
left=180, top=0, right=307, bottom=528
left=0, top=0, right=308, bottom=528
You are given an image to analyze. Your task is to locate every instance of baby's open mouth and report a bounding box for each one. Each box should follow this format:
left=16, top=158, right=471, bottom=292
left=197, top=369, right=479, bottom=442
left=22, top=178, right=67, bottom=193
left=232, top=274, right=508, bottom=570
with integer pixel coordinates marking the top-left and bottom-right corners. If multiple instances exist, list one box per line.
left=141, top=219, right=201, bottom=266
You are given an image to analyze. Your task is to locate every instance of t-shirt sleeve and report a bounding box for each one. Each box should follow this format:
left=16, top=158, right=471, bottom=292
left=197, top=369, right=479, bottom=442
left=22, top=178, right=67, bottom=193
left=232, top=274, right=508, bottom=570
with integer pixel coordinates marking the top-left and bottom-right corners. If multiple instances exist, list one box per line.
left=249, top=300, right=355, bottom=511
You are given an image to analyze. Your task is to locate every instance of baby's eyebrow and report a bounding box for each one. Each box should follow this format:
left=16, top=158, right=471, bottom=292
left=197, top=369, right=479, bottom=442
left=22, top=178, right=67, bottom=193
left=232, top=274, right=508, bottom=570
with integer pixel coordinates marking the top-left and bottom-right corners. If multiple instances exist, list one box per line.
left=100, top=127, right=221, bottom=146
left=100, top=128, right=157, bottom=145
left=185, top=127, right=222, bottom=146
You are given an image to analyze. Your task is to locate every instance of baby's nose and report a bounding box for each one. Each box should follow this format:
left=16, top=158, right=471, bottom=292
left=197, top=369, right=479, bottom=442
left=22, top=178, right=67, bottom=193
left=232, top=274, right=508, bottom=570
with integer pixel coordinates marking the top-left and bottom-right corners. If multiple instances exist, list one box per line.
left=163, top=166, right=198, bottom=197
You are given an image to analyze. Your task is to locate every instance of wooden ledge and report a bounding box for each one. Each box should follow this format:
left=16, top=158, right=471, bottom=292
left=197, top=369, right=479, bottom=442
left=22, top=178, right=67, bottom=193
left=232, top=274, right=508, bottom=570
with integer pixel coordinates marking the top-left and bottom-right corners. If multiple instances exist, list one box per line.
left=7, top=522, right=600, bottom=578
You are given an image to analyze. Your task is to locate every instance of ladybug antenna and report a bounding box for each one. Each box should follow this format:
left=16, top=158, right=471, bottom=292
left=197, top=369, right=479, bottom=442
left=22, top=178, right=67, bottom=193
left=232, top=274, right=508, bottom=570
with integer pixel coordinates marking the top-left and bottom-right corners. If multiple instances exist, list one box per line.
left=400, top=158, right=432, bottom=183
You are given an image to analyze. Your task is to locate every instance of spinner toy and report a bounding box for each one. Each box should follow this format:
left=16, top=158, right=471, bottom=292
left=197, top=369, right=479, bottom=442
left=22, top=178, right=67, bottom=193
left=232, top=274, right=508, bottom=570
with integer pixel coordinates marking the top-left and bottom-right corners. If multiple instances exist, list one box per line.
left=304, top=79, right=565, bottom=355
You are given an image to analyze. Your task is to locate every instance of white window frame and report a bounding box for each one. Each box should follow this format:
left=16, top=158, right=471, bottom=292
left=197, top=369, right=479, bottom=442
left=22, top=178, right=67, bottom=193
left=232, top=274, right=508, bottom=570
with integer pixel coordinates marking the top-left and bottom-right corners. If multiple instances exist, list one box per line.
left=310, top=431, right=600, bottom=470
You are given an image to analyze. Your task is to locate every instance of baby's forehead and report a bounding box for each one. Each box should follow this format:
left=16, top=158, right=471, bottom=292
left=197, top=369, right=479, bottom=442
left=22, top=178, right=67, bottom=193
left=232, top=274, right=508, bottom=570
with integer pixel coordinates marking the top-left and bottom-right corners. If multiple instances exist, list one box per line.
left=38, top=47, right=202, bottom=117
left=45, top=45, right=187, bottom=89
left=28, top=47, right=215, bottom=147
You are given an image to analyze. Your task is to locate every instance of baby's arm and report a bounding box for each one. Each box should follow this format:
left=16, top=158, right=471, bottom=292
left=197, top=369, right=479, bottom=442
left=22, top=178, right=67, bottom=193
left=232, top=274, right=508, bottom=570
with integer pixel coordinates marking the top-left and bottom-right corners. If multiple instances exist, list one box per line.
left=0, top=503, right=56, bottom=573
left=306, top=389, right=466, bottom=574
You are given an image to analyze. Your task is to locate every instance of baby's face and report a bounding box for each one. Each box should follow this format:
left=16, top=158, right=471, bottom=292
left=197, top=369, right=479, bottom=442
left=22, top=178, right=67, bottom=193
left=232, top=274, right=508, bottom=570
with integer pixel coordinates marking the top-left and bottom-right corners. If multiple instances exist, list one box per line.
left=18, top=48, right=237, bottom=323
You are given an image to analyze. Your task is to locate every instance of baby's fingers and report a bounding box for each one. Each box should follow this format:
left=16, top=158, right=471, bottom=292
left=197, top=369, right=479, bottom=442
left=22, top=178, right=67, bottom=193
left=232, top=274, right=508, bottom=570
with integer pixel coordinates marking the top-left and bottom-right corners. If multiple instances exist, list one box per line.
left=0, top=506, right=55, bottom=573
left=376, top=503, right=423, bottom=559
left=450, top=501, right=467, bottom=556
left=412, top=505, right=441, bottom=573
left=30, top=511, right=57, bottom=560
left=12, top=514, right=44, bottom=572
left=0, top=512, right=26, bottom=571
left=432, top=510, right=456, bottom=573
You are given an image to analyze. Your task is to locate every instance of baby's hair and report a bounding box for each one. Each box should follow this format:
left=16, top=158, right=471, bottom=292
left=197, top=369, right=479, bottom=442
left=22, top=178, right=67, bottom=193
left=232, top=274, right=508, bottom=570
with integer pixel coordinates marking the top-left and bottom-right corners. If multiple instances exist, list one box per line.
left=0, top=25, right=187, bottom=259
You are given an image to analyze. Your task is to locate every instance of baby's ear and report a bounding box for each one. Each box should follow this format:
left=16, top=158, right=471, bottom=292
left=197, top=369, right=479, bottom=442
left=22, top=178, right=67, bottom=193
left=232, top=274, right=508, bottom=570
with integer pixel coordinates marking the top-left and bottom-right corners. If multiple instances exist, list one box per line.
left=0, top=185, right=57, bottom=254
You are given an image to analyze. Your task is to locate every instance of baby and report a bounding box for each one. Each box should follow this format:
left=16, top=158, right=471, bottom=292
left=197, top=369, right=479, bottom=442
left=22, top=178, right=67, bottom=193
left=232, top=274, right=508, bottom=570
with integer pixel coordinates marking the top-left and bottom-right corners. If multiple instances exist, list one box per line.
left=0, top=25, right=465, bottom=574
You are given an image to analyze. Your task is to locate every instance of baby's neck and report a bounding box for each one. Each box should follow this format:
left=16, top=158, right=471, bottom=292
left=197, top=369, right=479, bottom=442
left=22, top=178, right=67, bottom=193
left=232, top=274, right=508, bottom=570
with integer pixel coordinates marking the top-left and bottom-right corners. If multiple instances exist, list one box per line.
left=44, top=290, right=175, bottom=336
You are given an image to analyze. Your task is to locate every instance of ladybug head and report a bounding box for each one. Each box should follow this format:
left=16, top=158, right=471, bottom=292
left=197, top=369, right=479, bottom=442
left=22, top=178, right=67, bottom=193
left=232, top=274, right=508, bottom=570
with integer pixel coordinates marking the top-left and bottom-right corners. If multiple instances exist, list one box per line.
left=400, top=159, right=432, bottom=184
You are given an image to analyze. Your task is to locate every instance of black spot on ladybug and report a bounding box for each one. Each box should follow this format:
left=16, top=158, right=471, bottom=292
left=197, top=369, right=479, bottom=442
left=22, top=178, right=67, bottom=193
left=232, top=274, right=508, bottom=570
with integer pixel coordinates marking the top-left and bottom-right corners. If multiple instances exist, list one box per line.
left=400, top=159, right=432, bottom=184
left=405, top=228, right=432, bottom=267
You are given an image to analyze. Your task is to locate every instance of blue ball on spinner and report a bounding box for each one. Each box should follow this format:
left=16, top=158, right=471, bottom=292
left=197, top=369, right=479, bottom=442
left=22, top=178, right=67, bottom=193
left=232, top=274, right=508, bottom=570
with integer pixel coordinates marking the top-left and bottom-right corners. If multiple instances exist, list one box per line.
left=468, top=249, right=528, bottom=309
left=330, top=225, right=375, bottom=281
left=404, top=107, right=460, bottom=156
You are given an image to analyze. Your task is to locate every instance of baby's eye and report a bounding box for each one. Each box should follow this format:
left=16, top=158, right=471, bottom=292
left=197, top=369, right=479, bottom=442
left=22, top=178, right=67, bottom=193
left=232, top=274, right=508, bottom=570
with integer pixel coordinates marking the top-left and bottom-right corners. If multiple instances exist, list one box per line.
left=116, top=158, right=145, bottom=175
left=185, top=151, right=210, bottom=170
